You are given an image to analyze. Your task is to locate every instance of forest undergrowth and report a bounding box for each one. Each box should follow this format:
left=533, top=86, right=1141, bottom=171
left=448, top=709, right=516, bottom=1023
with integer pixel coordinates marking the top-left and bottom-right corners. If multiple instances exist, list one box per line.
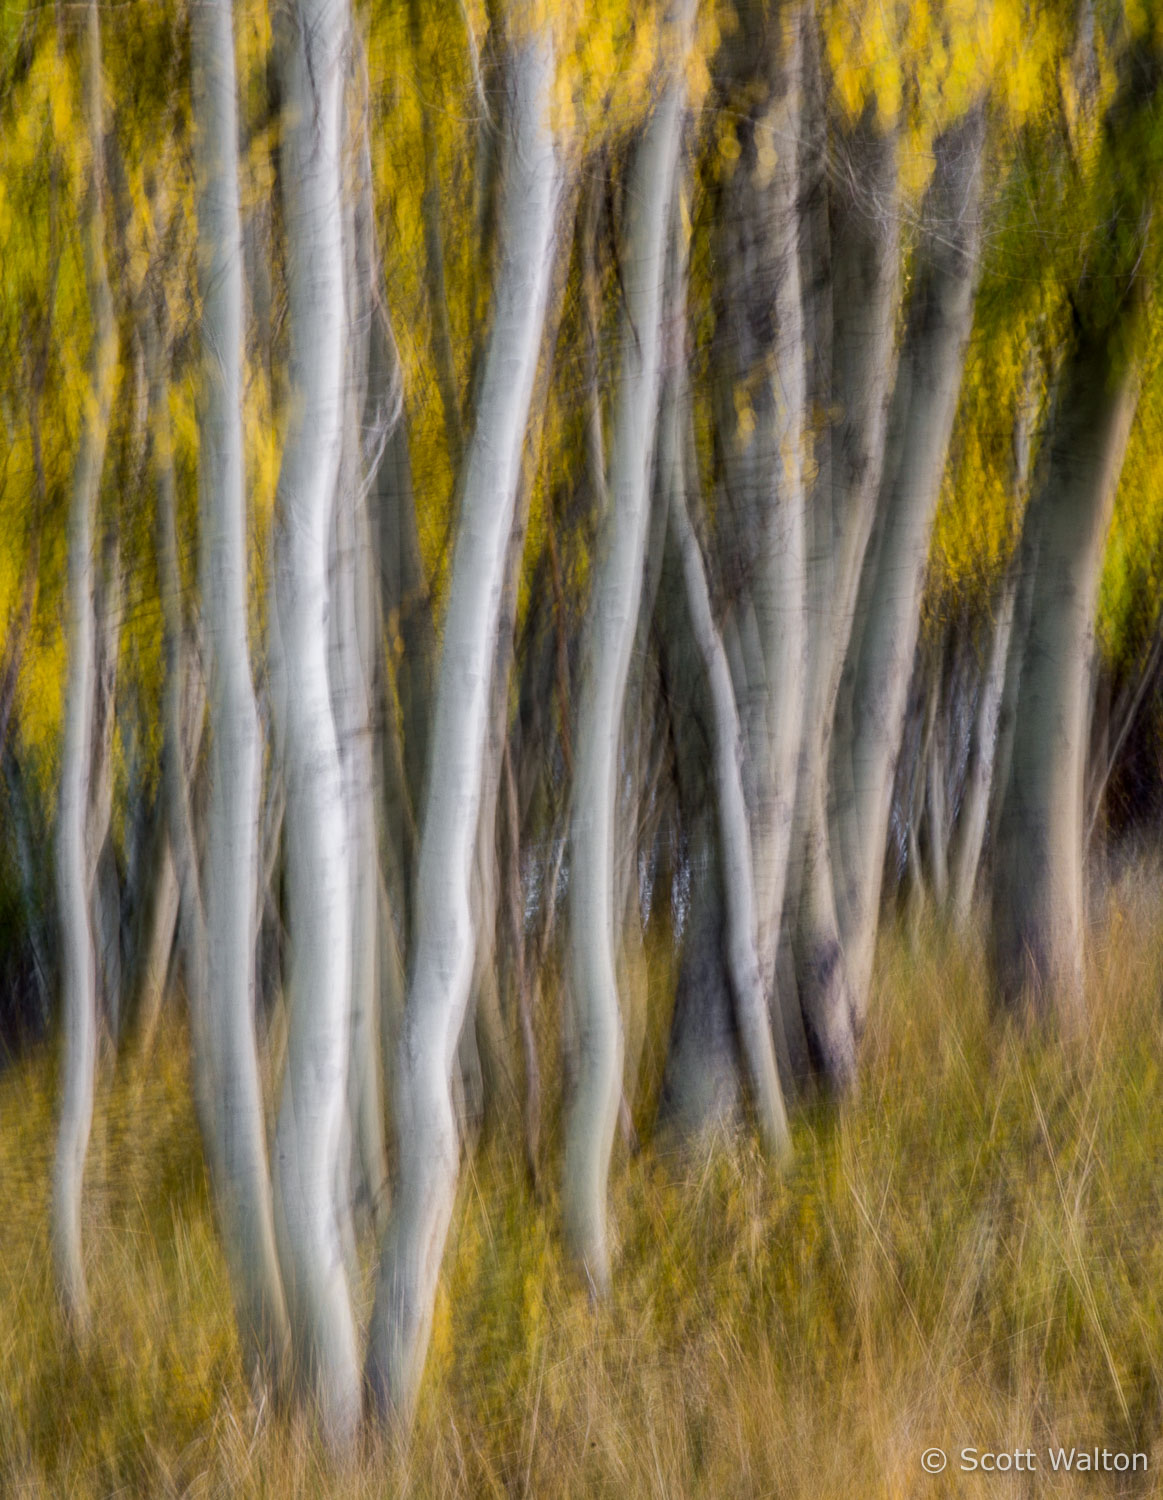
left=6, top=865, right=1163, bottom=1497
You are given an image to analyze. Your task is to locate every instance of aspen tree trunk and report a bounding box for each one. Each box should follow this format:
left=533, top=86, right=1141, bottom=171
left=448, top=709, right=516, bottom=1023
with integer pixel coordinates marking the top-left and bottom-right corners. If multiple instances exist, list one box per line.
left=52, top=0, right=117, bottom=1337
left=190, top=0, right=290, bottom=1392
left=990, top=331, right=1138, bottom=1018
left=271, top=0, right=361, bottom=1446
left=668, top=401, right=791, bottom=1158
left=709, top=2, right=808, bottom=994
left=564, top=0, right=692, bottom=1294
left=949, top=362, right=1039, bottom=926
left=656, top=177, right=788, bottom=1152
left=88, top=533, right=120, bottom=1038
left=948, top=565, right=1018, bottom=928
left=374, top=361, right=432, bottom=934
left=466, top=178, right=577, bottom=1141
left=782, top=109, right=900, bottom=1086
left=120, top=795, right=180, bottom=1057
left=829, top=103, right=986, bottom=1070
left=365, top=18, right=560, bottom=1424
left=332, top=82, right=388, bottom=1237
left=655, top=420, right=742, bottom=1138
left=922, top=666, right=950, bottom=910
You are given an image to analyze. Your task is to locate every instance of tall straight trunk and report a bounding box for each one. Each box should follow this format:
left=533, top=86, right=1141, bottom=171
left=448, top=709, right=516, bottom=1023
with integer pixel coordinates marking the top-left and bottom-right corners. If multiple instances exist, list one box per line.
left=374, top=370, right=432, bottom=935
left=922, top=664, right=950, bottom=909
left=564, top=0, right=692, bottom=1294
left=710, top=2, right=808, bottom=993
left=52, top=0, right=117, bottom=1336
left=365, top=19, right=560, bottom=1425
left=782, top=109, right=900, bottom=1086
left=466, top=170, right=578, bottom=1141
left=951, top=359, right=1041, bottom=924
left=332, top=76, right=389, bottom=1238
left=990, top=331, right=1138, bottom=1017
left=119, top=794, right=180, bottom=1057
left=656, top=420, right=742, bottom=1139
left=190, top=0, right=291, bottom=1395
left=271, top=0, right=361, bottom=1447
left=88, top=534, right=120, bottom=1038
left=948, top=564, right=1018, bottom=927
left=829, top=103, right=987, bottom=1074
left=668, top=399, right=790, bottom=1158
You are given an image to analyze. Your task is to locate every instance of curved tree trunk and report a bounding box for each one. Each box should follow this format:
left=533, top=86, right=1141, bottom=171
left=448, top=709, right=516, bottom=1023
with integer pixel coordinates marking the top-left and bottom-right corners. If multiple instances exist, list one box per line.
left=52, top=0, right=117, bottom=1338
left=990, top=331, right=1138, bottom=1018
left=564, top=0, right=692, bottom=1295
left=271, top=0, right=360, bottom=1447
left=365, top=20, right=560, bottom=1425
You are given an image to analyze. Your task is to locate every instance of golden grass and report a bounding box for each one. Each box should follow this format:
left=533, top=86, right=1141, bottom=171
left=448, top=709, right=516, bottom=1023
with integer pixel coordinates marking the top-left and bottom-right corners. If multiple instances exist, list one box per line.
left=6, top=873, right=1163, bottom=1496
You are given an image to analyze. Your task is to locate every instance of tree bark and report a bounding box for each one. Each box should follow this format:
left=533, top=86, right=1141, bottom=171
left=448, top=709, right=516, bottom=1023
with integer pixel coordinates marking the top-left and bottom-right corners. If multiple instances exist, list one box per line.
left=52, top=0, right=117, bottom=1339
left=947, top=566, right=1019, bottom=928
left=270, top=0, right=363, bottom=1447
left=365, top=17, right=561, bottom=1425
left=782, top=108, right=900, bottom=1089
left=667, top=404, right=790, bottom=1158
left=190, top=0, right=291, bottom=1394
left=828, top=102, right=986, bottom=1078
left=564, top=0, right=692, bottom=1295
left=990, top=330, right=1138, bottom=1017
left=710, top=2, right=809, bottom=995
left=332, top=70, right=390, bottom=1240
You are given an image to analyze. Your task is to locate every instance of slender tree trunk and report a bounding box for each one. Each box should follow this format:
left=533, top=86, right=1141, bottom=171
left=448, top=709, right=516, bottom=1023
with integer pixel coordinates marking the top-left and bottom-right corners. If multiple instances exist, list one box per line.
left=782, top=108, right=900, bottom=1087
left=990, top=331, right=1138, bottom=1018
left=564, top=0, right=692, bottom=1294
left=668, top=399, right=790, bottom=1158
left=829, top=102, right=986, bottom=1075
left=922, top=664, right=950, bottom=911
left=88, top=532, right=120, bottom=1039
left=119, top=797, right=179, bottom=1057
left=365, top=19, right=560, bottom=1424
left=710, top=3, right=809, bottom=995
left=270, top=0, right=361, bottom=1446
left=374, top=365, right=432, bottom=936
left=948, top=356, right=1039, bottom=927
left=52, top=0, right=117, bottom=1338
left=332, top=74, right=389, bottom=1239
left=190, top=0, right=291, bottom=1394
left=948, top=566, right=1019, bottom=927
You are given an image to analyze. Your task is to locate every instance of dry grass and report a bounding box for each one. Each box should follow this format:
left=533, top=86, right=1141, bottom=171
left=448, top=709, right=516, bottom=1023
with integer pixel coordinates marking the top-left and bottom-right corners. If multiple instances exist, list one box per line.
left=6, top=871, right=1163, bottom=1496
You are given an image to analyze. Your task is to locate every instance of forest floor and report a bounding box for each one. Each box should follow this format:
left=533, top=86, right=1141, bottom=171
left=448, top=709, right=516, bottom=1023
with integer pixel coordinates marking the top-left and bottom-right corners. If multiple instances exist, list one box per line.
left=5, top=872, right=1163, bottom=1497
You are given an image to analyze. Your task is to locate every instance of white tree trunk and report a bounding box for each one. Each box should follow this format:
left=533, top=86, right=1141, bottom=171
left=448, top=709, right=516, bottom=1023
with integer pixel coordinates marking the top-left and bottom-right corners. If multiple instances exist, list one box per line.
left=782, top=111, right=900, bottom=1084
left=948, top=566, right=1018, bottom=928
left=191, top=0, right=291, bottom=1394
left=669, top=406, right=791, bottom=1159
left=830, top=103, right=986, bottom=1064
left=564, top=0, right=693, bottom=1293
left=270, top=0, right=360, bottom=1446
left=709, top=4, right=811, bottom=996
left=331, top=79, right=389, bottom=1239
left=52, top=0, right=117, bottom=1337
left=990, top=334, right=1138, bottom=1016
left=365, top=20, right=560, bottom=1424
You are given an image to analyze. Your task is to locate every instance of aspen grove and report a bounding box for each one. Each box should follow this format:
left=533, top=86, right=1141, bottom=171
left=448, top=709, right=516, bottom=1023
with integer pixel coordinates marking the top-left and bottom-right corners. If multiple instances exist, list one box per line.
left=5, top=0, right=1163, bottom=1472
